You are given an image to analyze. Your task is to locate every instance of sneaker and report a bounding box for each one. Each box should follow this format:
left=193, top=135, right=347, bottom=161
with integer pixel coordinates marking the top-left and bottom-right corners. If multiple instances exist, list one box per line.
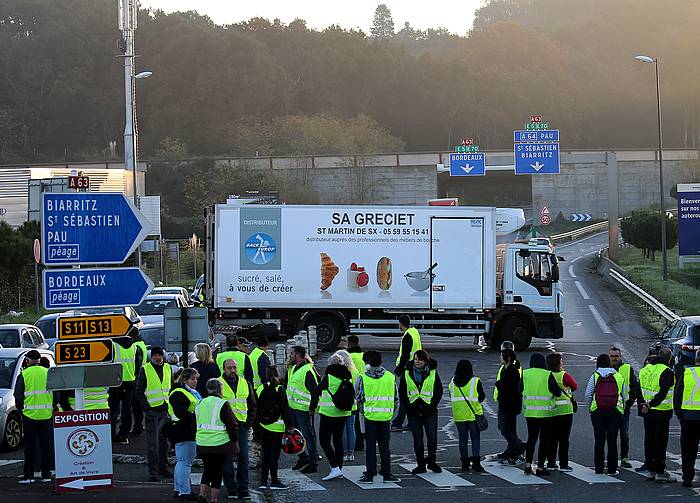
left=547, top=463, right=558, bottom=471
left=258, top=480, right=269, bottom=490
left=18, top=479, right=34, bottom=485
left=382, top=474, right=400, bottom=483
left=343, top=454, right=350, bottom=462
left=523, top=466, right=533, bottom=475
left=635, top=464, right=650, bottom=473
left=226, top=495, right=238, bottom=500
left=559, top=465, right=573, bottom=472
left=269, top=480, right=288, bottom=490
left=646, top=472, right=656, bottom=481
left=656, top=472, right=677, bottom=483
left=607, top=470, right=620, bottom=476
left=292, top=460, right=309, bottom=471
left=390, top=425, right=403, bottom=432
left=500, top=458, right=516, bottom=466
left=496, top=451, right=508, bottom=460
left=301, top=464, right=318, bottom=474
left=535, top=468, right=550, bottom=476
left=239, top=491, right=252, bottom=500
left=118, top=437, right=129, bottom=445
left=620, top=458, right=632, bottom=468
left=348, top=452, right=355, bottom=462
left=411, top=465, right=427, bottom=474
left=322, top=467, right=343, bottom=481
left=427, top=462, right=442, bottom=473
left=40, top=477, right=52, bottom=483
left=358, top=473, right=374, bottom=484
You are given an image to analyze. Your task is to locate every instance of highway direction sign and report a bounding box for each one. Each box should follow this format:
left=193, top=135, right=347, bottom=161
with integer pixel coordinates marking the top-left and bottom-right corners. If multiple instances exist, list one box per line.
left=678, top=183, right=700, bottom=257
left=55, top=339, right=114, bottom=365
left=514, top=143, right=560, bottom=174
left=43, top=267, right=153, bottom=310
left=449, top=152, right=485, bottom=176
left=58, top=314, right=134, bottom=340
left=41, top=192, right=150, bottom=266
left=514, top=130, right=559, bottom=142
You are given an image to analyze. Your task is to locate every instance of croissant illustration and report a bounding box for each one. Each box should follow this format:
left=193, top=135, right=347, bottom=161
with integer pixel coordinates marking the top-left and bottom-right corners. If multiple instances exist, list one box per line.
left=320, top=252, right=339, bottom=290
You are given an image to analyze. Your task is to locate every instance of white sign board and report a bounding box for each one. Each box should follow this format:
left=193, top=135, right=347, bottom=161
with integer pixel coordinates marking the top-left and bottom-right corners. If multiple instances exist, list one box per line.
left=214, top=205, right=496, bottom=310
left=54, top=410, right=113, bottom=493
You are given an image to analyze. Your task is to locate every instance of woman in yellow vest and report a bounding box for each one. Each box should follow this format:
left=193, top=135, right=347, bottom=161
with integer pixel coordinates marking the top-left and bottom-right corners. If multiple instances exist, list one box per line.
left=521, top=352, right=561, bottom=476
left=347, top=335, right=365, bottom=453
left=168, top=368, right=202, bottom=500
left=449, top=360, right=485, bottom=472
left=399, top=349, right=443, bottom=474
left=334, top=350, right=359, bottom=462
left=545, top=353, right=577, bottom=471
left=196, top=378, right=239, bottom=503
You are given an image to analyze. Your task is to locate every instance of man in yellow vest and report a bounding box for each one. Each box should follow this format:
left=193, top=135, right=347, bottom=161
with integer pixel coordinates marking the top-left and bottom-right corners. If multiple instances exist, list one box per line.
left=639, top=347, right=676, bottom=482
left=130, top=330, right=148, bottom=437
left=135, top=346, right=172, bottom=482
left=14, top=350, right=55, bottom=484
left=356, top=350, right=400, bottom=484
left=110, top=333, right=140, bottom=444
left=248, top=336, right=271, bottom=389
left=608, top=346, right=639, bottom=468
left=216, top=335, right=254, bottom=384
left=391, top=315, right=421, bottom=431
left=220, top=358, right=257, bottom=500
left=286, top=346, right=319, bottom=474
left=674, top=349, right=700, bottom=488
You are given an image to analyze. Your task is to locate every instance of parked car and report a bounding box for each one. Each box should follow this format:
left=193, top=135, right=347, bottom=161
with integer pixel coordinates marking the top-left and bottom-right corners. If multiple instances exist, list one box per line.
left=139, top=322, right=195, bottom=366
left=34, top=312, right=63, bottom=346
left=0, top=348, right=56, bottom=450
left=661, top=316, right=700, bottom=370
left=75, top=306, right=144, bottom=330
left=152, top=286, right=190, bottom=299
left=134, top=294, right=189, bottom=325
left=0, top=324, right=48, bottom=350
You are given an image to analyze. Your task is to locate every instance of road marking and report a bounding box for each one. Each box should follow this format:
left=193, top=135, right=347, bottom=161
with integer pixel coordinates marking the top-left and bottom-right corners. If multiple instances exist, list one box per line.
left=481, top=461, right=551, bottom=485
left=588, top=304, right=613, bottom=334
left=0, top=460, right=21, bottom=467
left=574, top=281, right=590, bottom=300
left=342, top=465, right=401, bottom=489
left=275, top=469, right=327, bottom=491
left=563, top=462, right=624, bottom=484
left=568, top=265, right=577, bottom=278
left=399, top=464, right=475, bottom=487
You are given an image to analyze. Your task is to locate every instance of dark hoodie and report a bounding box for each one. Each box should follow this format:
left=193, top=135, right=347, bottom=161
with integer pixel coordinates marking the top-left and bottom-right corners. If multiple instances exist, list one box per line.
left=495, top=356, right=522, bottom=414
left=453, top=360, right=485, bottom=402
left=521, top=353, right=562, bottom=400
left=399, top=358, right=443, bottom=417
left=312, top=364, right=352, bottom=411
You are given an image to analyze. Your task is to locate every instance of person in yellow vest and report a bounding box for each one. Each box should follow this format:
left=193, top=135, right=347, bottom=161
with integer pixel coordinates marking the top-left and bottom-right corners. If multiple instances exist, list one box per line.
left=286, top=345, right=320, bottom=474
left=168, top=368, right=202, bottom=500
left=255, top=366, right=294, bottom=490
left=219, top=358, right=257, bottom=500
left=110, top=332, right=141, bottom=444
left=521, top=352, right=561, bottom=476
left=130, top=330, right=148, bottom=437
left=608, top=346, right=639, bottom=469
left=449, top=359, right=485, bottom=472
left=135, top=346, right=173, bottom=482
left=391, top=315, right=422, bottom=431
left=196, top=378, right=239, bottom=503
left=495, top=347, right=524, bottom=464
left=249, top=336, right=271, bottom=389
left=346, top=335, right=365, bottom=453
left=399, top=349, right=443, bottom=474
left=333, top=349, right=359, bottom=462
left=584, top=353, right=626, bottom=475
left=63, top=386, right=110, bottom=411
left=355, top=350, right=400, bottom=484
left=639, top=347, right=676, bottom=483
left=14, top=350, right=56, bottom=484
left=545, top=353, right=577, bottom=471
left=216, top=335, right=254, bottom=383
left=674, top=349, right=700, bottom=488
left=315, top=351, right=354, bottom=481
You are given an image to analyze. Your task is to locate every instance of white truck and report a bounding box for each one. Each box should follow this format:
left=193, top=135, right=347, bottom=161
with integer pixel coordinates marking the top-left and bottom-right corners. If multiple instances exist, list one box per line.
left=204, top=204, right=564, bottom=351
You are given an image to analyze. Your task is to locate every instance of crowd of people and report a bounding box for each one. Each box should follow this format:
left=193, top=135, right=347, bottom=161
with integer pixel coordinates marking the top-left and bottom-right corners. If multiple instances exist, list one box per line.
left=12, top=314, right=700, bottom=501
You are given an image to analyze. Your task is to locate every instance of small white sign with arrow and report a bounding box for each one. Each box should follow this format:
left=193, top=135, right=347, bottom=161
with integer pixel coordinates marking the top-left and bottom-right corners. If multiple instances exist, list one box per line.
left=60, top=478, right=112, bottom=490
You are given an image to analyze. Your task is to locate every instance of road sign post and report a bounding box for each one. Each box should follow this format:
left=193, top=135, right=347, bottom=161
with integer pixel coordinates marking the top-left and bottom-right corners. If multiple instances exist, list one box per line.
left=55, top=339, right=114, bottom=365
left=58, top=314, right=134, bottom=340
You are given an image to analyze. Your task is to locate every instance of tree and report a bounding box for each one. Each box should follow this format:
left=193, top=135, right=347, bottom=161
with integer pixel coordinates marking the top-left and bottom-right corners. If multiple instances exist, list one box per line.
left=370, top=4, right=395, bottom=38
left=620, top=210, right=678, bottom=260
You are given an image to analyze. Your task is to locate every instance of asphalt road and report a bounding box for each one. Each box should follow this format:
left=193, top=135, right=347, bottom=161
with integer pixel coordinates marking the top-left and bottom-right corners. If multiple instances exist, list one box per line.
left=0, top=232, right=694, bottom=502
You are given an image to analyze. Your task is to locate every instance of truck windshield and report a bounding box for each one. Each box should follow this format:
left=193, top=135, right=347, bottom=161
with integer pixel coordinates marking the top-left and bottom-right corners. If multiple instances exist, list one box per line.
left=516, top=251, right=553, bottom=295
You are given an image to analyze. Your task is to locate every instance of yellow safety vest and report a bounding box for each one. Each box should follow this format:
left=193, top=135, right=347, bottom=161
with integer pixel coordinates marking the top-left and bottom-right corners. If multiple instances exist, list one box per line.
left=22, top=366, right=52, bottom=420
left=248, top=347, right=266, bottom=389
left=219, top=376, right=249, bottom=422
left=143, top=362, right=172, bottom=408
left=350, top=352, right=365, bottom=375
left=590, top=372, right=625, bottom=414
left=319, top=375, right=352, bottom=418
left=216, top=350, right=249, bottom=377
left=618, top=363, right=631, bottom=387
left=286, top=363, right=316, bottom=412
left=350, top=366, right=360, bottom=412
left=640, top=363, right=674, bottom=411
left=681, top=367, right=700, bottom=411
left=361, top=372, right=395, bottom=421
left=405, top=367, right=436, bottom=404
left=551, top=371, right=574, bottom=416
left=168, top=387, right=199, bottom=421
left=493, top=364, right=522, bottom=401
left=69, top=387, right=109, bottom=411
left=195, top=396, right=230, bottom=446
left=449, top=377, right=483, bottom=422
left=114, top=342, right=136, bottom=382
left=256, top=384, right=286, bottom=433
left=522, top=368, right=554, bottom=418
left=396, top=327, right=422, bottom=366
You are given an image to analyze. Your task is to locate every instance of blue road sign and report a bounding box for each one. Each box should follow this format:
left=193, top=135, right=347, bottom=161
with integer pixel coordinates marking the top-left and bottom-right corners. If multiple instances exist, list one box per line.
left=514, top=142, right=560, bottom=175
left=449, top=152, right=485, bottom=176
left=42, top=192, right=150, bottom=266
left=43, top=267, right=153, bottom=310
left=570, top=213, right=592, bottom=222
left=514, top=130, right=559, bottom=143
left=678, top=184, right=700, bottom=256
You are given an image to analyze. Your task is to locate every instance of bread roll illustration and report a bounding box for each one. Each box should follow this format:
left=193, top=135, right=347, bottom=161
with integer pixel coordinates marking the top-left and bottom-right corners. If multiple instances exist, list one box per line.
left=376, top=257, right=392, bottom=290
left=320, top=253, right=339, bottom=290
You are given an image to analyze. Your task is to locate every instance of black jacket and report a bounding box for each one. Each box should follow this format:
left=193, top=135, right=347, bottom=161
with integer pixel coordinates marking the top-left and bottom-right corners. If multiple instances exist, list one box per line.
left=395, top=331, right=414, bottom=375
left=495, top=360, right=522, bottom=414
left=169, top=384, right=198, bottom=443
left=256, top=382, right=294, bottom=429
left=399, top=359, right=443, bottom=417
left=190, top=360, right=221, bottom=397
left=312, top=364, right=352, bottom=411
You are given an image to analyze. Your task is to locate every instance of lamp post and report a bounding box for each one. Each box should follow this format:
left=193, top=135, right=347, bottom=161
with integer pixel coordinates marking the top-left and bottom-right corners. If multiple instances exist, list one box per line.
left=635, top=54, right=668, bottom=281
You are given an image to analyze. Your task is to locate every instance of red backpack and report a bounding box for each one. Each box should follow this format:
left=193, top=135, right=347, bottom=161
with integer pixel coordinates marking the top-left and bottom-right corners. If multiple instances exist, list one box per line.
left=594, top=373, right=619, bottom=411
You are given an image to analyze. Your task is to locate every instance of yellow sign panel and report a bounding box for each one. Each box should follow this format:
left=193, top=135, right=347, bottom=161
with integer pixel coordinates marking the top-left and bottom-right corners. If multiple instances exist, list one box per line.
left=58, top=314, right=133, bottom=340
left=55, top=340, right=114, bottom=365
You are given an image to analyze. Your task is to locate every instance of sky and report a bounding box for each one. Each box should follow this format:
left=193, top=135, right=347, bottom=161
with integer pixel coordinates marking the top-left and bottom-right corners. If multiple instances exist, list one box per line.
left=138, top=0, right=482, bottom=35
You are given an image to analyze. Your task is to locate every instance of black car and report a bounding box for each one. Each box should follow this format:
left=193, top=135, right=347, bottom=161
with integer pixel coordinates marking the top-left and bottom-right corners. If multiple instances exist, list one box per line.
left=661, top=316, right=700, bottom=370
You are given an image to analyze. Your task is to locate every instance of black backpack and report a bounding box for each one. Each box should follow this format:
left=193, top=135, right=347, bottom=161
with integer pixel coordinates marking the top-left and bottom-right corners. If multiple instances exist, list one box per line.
left=257, top=385, right=282, bottom=425
left=330, top=378, right=355, bottom=411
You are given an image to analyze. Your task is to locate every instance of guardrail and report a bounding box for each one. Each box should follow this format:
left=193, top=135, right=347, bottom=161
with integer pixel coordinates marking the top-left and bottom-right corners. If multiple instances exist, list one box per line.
left=549, top=221, right=608, bottom=243
left=608, top=268, right=679, bottom=322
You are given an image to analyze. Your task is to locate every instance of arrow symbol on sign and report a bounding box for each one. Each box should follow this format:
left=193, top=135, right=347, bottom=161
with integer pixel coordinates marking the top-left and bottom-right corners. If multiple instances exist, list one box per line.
left=60, top=478, right=111, bottom=490
left=461, top=164, right=475, bottom=174
left=530, top=162, right=545, bottom=171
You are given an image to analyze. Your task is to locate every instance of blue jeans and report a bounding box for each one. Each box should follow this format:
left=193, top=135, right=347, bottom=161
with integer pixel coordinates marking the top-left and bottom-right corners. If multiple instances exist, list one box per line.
left=174, top=441, right=196, bottom=495
left=223, top=425, right=249, bottom=493
left=291, top=410, right=318, bottom=465
left=342, top=412, right=356, bottom=453
left=456, top=421, right=480, bottom=458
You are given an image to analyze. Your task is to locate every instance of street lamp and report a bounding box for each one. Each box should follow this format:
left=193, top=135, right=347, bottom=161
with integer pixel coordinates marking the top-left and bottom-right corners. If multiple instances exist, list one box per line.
left=635, top=54, right=668, bottom=280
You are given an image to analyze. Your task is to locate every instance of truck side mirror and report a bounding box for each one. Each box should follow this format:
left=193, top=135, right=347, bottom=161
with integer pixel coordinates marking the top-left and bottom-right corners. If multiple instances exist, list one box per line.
left=551, top=263, right=560, bottom=282
left=557, top=255, right=566, bottom=262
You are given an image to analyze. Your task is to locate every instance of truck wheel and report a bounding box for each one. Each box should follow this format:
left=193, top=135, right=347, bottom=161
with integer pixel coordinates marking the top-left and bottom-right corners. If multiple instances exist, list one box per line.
left=498, top=317, right=533, bottom=352
left=2, top=412, right=22, bottom=451
left=307, top=315, right=344, bottom=351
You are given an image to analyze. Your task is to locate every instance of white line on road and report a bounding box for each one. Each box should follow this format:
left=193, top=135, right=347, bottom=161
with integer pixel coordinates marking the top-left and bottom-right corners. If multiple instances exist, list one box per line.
left=276, top=468, right=327, bottom=491
left=343, top=465, right=401, bottom=489
left=574, top=281, right=590, bottom=300
left=568, top=265, right=577, bottom=278
left=481, top=461, right=552, bottom=485
left=399, top=464, right=475, bottom=487
left=588, top=304, right=613, bottom=334
left=563, top=462, right=624, bottom=484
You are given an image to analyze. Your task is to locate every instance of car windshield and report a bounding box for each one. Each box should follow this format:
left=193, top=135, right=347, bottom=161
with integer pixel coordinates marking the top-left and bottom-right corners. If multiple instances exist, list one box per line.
left=156, top=288, right=181, bottom=295
left=136, top=299, right=176, bottom=316
left=691, top=326, right=700, bottom=341
left=140, top=327, right=165, bottom=347
left=0, top=357, right=18, bottom=389
left=78, top=307, right=126, bottom=316
left=0, top=329, right=20, bottom=348
left=36, top=319, right=57, bottom=339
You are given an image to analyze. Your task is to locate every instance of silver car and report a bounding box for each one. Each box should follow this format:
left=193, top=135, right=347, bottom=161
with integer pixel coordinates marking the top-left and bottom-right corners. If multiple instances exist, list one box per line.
left=0, top=348, right=56, bottom=451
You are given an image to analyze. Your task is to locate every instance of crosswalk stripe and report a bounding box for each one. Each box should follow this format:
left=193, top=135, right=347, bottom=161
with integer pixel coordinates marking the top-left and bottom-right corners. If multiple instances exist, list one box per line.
left=563, top=462, right=624, bottom=484
left=481, top=461, right=552, bottom=485
left=342, top=465, right=401, bottom=489
left=399, top=464, right=475, bottom=487
left=277, top=468, right=327, bottom=491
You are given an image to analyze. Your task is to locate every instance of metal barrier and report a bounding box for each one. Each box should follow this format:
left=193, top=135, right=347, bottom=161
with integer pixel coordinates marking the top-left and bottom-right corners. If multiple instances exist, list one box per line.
left=549, top=221, right=608, bottom=243
left=608, top=268, right=679, bottom=322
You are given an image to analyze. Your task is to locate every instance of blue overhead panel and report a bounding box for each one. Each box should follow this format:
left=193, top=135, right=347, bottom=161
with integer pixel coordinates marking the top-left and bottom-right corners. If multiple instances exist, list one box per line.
left=448, top=152, right=485, bottom=176
left=514, top=143, right=560, bottom=175
left=513, top=130, right=560, bottom=143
